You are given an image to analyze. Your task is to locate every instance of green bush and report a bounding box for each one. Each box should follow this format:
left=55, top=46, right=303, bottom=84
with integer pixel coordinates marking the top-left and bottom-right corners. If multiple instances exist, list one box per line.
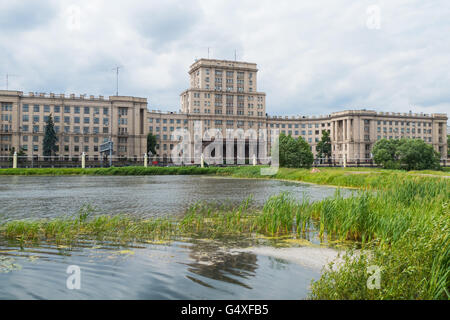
left=373, top=138, right=440, bottom=170
left=279, top=133, right=314, bottom=168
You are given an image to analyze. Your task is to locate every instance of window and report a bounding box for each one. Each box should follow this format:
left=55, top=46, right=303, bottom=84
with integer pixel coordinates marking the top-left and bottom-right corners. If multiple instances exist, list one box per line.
left=84, top=106, right=89, bottom=114
left=54, top=105, right=60, bottom=113
left=44, top=105, right=50, bottom=113
left=33, top=105, right=40, bottom=112
left=23, top=104, right=29, bottom=112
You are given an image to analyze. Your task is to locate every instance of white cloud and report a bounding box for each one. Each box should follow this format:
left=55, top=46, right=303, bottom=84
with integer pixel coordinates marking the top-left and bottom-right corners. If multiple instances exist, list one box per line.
left=0, top=0, right=449, bottom=116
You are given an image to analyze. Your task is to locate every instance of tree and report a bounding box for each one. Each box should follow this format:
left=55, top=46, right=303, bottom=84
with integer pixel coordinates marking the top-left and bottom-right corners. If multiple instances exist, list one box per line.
left=43, top=114, right=57, bottom=158
left=372, top=138, right=401, bottom=169
left=279, top=133, right=314, bottom=168
left=316, top=130, right=332, bottom=163
left=396, top=139, right=440, bottom=171
left=372, top=138, right=440, bottom=170
left=147, top=133, right=157, bottom=155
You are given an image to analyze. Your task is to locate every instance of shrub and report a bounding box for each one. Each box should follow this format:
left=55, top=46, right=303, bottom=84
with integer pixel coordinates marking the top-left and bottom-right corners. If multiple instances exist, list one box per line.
left=279, top=133, right=314, bottom=168
left=373, top=138, right=440, bottom=170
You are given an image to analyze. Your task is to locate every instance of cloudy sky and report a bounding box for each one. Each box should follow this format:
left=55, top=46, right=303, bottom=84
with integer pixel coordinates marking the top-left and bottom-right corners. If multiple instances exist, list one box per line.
left=1, top=0, right=449, bottom=116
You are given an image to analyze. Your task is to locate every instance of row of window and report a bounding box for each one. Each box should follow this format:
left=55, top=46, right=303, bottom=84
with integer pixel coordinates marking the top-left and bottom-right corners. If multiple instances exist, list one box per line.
left=22, top=135, right=103, bottom=143
left=377, top=127, right=432, bottom=134
left=148, top=118, right=188, bottom=124
left=21, top=125, right=109, bottom=134
left=21, top=115, right=109, bottom=125
left=149, top=126, right=188, bottom=133
left=19, top=145, right=100, bottom=153
left=377, top=136, right=433, bottom=142
left=269, top=123, right=325, bottom=129
left=377, top=120, right=432, bottom=127
left=21, top=104, right=109, bottom=115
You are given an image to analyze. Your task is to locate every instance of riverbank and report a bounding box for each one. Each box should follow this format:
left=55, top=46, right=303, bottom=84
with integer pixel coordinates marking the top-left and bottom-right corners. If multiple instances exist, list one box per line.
left=0, top=166, right=448, bottom=190
left=1, top=173, right=448, bottom=300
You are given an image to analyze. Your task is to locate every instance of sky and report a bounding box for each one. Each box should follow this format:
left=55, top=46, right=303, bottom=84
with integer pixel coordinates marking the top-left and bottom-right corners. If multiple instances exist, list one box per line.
left=1, top=0, right=449, bottom=117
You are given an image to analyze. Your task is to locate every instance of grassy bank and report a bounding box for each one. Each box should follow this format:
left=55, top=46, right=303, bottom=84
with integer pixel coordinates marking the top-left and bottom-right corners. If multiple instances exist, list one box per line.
left=1, top=174, right=448, bottom=300
left=0, top=165, right=448, bottom=191
left=0, top=166, right=223, bottom=176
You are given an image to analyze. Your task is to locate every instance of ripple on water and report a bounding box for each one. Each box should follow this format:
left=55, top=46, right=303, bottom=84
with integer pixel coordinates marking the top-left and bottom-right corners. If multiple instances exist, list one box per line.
left=0, top=175, right=352, bottom=220
left=0, top=239, right=326, bottom=300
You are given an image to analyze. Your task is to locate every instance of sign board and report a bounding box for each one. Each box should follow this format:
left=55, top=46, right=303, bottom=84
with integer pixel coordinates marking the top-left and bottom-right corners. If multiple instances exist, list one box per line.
left=100, top=141, right=113, bottom=153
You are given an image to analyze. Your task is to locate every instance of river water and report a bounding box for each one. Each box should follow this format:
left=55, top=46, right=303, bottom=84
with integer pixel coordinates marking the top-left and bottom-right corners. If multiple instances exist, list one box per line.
left=0, top=175, right=350, bottom=299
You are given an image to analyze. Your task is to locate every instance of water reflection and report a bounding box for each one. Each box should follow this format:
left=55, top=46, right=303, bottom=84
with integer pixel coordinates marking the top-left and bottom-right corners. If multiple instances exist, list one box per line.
left=0, top=175, right=350, bottom=221
left=184, top=240, right=258, bottom=290
left=0, top=237, right=320, bottom=299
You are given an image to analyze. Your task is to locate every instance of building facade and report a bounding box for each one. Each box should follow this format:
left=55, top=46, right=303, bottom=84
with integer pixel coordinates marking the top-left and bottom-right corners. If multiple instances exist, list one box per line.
left=0, top=58, right=448, bottom=163
left=0, top=91, right=147, bottom=160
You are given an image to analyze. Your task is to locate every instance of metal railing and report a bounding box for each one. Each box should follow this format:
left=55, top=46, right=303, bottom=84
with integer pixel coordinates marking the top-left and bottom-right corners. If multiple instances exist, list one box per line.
left=0, top=155, right=448, bottom=169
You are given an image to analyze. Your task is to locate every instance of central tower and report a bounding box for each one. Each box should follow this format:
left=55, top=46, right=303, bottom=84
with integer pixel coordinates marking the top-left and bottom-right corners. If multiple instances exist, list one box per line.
left=180, top=59, right=266, bottom=118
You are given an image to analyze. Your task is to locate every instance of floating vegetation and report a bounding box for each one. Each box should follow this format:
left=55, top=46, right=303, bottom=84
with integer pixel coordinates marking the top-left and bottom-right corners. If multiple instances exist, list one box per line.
left=0, top=256, right=22, bottom=273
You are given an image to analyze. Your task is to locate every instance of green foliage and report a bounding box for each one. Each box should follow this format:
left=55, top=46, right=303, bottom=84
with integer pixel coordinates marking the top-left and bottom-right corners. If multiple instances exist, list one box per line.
left=447, top=135, right=449, bottom=156
left=316, top=130, right=332, bottom=162
left=397, top=139, right=441, bottom=170
left=372, top=139, right=401, bottom=169
left=147, top=133, right=157, bottom=155
left=279, top=133, right=314, bottom=168
left=43, top=114, right=57, bottom=157
left=373, top=138, right=440, bottom=170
